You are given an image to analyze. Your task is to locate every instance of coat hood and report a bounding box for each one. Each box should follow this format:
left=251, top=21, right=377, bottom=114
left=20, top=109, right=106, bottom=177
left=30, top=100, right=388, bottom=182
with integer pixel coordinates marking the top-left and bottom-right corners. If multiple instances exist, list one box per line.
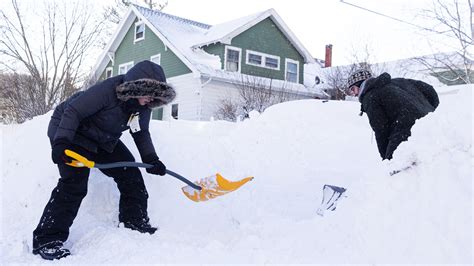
left=124, top=60, right=166, bottom=82
left=116, top=60, right=176, bottom=108
left=359, top=72, right=391, bottom=102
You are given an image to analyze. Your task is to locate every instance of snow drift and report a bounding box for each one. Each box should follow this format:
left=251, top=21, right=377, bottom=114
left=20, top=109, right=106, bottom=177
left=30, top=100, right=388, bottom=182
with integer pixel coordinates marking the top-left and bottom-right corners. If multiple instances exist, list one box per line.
left=1, top=85, right=472, bottom=264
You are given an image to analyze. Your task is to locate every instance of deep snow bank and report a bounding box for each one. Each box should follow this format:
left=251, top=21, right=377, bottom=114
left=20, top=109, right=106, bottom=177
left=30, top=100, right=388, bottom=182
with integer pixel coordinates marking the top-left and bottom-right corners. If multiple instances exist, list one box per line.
left=1, top=85, right=472, bottom=264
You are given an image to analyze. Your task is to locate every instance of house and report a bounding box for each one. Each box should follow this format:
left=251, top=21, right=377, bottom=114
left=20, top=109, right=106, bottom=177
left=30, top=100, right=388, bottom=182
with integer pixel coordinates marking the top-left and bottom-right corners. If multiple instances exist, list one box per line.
left=92, top=5, right=327, bottom=121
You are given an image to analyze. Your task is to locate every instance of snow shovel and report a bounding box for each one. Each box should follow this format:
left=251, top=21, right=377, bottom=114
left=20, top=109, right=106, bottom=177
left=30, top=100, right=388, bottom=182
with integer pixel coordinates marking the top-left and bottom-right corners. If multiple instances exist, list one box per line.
left=64, top=149, right=254, bottom=202
left=316, top=184, right=346, bottom=217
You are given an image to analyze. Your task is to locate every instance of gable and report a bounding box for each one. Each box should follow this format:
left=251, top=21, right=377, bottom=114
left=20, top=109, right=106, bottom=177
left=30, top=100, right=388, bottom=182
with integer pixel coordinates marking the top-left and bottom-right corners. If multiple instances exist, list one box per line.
left=100, top=18, right=192, bottom=80
left=203, top=18, right=304, bottom=83
left=235, top=18, right=303, bottom=61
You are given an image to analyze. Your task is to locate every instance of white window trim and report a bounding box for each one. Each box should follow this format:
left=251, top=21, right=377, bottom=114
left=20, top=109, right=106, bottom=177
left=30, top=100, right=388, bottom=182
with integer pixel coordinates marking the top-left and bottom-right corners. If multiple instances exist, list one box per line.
left=224, top=46, right=242, bottom=73
left=150, top=54, right=161, bottom=65
left=105, top=67, right=113, bottom=78
left=134, top=21, right=145, bottom=42
left=118, top=61, right=134, bottom=75
left=285, top=58, right=299, bottom=83
left=246, top=50, right=280, bottom=70
left=264, top=56, right=280, bottom=70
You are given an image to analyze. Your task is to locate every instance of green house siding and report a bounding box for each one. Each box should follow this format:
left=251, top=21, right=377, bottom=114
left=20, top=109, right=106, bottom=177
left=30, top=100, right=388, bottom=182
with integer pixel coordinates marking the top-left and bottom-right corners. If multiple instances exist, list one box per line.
left=431, top=69, right=474, bottom=85
left=203, top=18, right=304, bottom=84
left=101, top=18, right=191, bottom=79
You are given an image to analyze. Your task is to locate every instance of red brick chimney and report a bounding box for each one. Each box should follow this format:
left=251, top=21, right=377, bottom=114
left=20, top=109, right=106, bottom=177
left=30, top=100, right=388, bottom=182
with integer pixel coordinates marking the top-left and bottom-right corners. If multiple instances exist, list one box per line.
left=324, top=44, right=332, bottom=68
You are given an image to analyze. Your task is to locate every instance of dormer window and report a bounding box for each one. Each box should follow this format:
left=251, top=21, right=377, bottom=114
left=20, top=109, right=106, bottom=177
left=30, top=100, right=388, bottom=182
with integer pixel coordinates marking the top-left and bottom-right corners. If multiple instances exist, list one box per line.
left=134, top=21, right=145, bottom=42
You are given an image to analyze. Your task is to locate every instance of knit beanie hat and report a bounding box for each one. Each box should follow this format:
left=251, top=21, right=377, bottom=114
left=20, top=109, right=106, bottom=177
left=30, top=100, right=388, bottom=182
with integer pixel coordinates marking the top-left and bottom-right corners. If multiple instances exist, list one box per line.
left=347, top=69, right=372, bottom=89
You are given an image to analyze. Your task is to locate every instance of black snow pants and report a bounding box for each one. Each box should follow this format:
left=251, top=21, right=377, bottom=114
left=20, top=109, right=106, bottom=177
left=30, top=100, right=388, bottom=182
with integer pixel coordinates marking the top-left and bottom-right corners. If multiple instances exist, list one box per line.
left=32, top=140, right=149, bottom=249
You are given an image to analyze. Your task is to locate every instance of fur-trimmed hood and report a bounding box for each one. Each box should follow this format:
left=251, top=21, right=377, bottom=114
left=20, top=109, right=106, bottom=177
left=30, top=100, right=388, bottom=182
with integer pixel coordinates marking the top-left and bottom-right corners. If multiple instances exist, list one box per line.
left=359, top=72, right=391, bottom=103
left=116, top=78, right=176, bottom=108
left=116, top=60, right=176, bottom=108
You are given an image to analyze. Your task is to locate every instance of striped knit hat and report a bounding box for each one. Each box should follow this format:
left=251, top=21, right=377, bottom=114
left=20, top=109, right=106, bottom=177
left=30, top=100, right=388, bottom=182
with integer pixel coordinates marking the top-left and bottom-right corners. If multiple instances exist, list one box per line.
left=347, top=69, right=372, bottom=89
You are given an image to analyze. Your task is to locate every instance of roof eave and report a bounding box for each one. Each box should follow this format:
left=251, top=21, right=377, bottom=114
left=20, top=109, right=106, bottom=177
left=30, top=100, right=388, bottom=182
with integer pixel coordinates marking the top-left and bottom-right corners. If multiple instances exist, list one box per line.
left=200, top=71, right=324, bottom=97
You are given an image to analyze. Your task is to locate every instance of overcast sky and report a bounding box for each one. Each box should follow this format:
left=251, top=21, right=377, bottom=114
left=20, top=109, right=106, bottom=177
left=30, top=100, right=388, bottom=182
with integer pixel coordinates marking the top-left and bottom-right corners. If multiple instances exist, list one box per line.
left=0, top=0, right=466, bottom=66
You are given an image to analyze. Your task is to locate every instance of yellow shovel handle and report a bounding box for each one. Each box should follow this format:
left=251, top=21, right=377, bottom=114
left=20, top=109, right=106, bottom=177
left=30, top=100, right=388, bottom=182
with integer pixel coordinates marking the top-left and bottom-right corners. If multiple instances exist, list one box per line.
left=64, top=149, right=95, bottom=168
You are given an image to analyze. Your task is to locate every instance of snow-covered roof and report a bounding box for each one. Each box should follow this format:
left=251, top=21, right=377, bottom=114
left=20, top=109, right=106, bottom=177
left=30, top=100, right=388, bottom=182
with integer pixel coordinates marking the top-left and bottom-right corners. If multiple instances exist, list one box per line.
left=134, top=5, right=222, bottom=71
left=195, top=64, right=328, bottom=98
left=93, top=5, right=315, bottom=80
left=191, top=11, right=263, bottom=48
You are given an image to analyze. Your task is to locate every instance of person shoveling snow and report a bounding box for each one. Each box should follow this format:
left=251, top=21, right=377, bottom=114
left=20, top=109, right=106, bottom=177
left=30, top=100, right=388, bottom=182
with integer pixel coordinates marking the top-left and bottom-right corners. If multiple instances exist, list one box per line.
left=32, top=61, right=176, bottom=260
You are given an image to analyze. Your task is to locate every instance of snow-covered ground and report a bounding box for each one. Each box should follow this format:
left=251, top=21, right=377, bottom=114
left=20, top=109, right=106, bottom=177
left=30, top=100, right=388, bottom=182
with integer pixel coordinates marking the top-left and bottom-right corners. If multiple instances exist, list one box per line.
left=1, top=84, right=472, bottom=264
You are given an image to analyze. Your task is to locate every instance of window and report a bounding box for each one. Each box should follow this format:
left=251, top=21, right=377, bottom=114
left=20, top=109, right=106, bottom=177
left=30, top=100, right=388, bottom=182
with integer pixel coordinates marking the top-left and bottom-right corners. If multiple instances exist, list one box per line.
left=118, top=62, right=134, bottom=75
left=105, top=67, right=113, bottom=78
left=246, top=50, right=280, bottom=70
left=134, top=21, right=145, bottom=42
left=152, top=107, right=163, bottom=120
left=248, top=54, right=262, bottom=65
left=285, top=59, right=299, bottom=83
left=265, top=57, right=279, bottom=69
left=225, top=46, right=241, bottom=72
left=171, top=104, right=179, bottom=119
left=150, top=54, right=161, bottom=65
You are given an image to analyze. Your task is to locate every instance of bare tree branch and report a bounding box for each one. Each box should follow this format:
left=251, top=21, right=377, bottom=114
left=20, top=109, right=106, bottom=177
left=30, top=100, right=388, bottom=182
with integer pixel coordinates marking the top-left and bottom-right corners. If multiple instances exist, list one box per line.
left=414, top=0, right=473, bottom=84
left=215, top=75, right=298, bottom=121
left=0, top=0, right=108, bottom=123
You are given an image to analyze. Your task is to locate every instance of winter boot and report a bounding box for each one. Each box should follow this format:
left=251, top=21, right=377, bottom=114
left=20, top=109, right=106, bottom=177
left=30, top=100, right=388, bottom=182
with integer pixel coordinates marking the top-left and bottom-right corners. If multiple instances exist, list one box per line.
left=32, top=241, right=71, bottom=260
left=122, top=219, right=158, bottom=234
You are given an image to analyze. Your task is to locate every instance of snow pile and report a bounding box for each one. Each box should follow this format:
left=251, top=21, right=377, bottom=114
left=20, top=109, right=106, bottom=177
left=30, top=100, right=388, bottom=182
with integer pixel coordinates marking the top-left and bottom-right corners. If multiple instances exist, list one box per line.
left=1, top=85, right=472, bottom=264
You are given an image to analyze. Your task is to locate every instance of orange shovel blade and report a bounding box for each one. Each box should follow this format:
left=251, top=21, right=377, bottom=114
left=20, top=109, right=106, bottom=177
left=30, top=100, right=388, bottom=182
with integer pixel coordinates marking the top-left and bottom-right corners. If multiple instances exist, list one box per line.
left=182, top=173, right=254, bottom=202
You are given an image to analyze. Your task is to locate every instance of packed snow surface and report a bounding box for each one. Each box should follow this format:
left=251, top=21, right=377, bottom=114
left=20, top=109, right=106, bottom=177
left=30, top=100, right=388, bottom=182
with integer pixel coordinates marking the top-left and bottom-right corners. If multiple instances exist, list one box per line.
left=1, top=85, right=472, bottom=264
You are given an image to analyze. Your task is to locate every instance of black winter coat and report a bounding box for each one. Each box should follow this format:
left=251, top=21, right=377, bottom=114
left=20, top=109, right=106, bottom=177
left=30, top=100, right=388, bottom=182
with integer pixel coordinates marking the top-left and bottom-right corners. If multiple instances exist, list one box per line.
left=48, top=60, right=176, bottom=159
left=359, top=73, right=439, bottom=160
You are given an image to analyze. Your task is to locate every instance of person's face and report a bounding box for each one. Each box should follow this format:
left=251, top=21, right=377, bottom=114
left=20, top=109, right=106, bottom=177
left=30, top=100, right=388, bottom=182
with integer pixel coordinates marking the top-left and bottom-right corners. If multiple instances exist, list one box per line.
left=349, top=85, right=360, bottom=96
left=137, top=96, right=154, bottom=106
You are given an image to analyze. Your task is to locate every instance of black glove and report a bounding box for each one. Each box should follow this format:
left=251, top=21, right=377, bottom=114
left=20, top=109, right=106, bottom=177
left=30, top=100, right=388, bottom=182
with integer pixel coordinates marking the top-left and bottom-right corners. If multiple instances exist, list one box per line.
left=51, top=138, right=72, bottom=164
left=143, top=154, right=166, bottom=176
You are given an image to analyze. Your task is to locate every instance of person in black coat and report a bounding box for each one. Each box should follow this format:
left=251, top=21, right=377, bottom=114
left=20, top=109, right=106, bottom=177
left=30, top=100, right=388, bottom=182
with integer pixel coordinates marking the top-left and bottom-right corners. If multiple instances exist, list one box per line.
left=347, top=69, right=439, bottom=160
left=32, top=60, right=176, bottom=260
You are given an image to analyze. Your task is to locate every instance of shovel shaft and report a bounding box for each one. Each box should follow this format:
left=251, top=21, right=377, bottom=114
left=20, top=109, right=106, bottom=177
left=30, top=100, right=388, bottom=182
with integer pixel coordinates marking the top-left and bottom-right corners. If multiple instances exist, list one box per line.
left=65, top=150, right=202, bottom=190
left=95, top=162, right=153, bottom=169
left=165, top=170, right=202, bottom=190
left=96, top=162, right=202, bottom=190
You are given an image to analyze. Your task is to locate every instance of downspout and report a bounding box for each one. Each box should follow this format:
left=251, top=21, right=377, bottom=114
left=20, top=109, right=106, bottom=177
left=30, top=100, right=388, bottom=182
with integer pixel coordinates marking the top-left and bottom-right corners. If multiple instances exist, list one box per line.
left=199, top=74, right=213, bottom=121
